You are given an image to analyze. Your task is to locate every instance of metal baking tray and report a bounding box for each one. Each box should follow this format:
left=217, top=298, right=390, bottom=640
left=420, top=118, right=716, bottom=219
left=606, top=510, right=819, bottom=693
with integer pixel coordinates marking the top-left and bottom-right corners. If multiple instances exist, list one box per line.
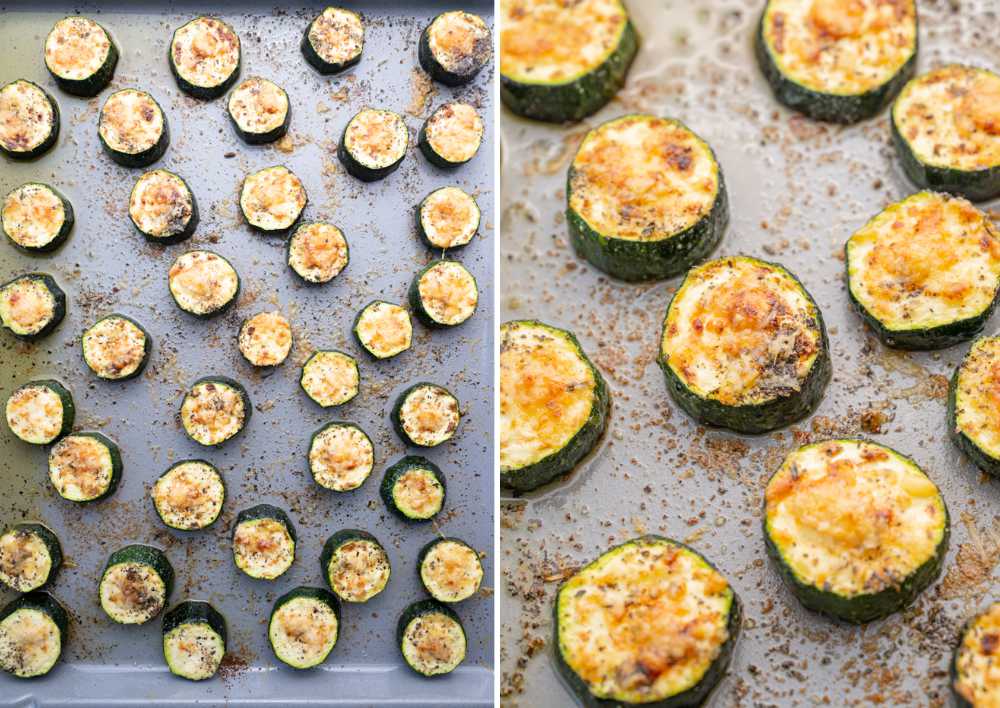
left=499, top=0, right=1000, bottom=705
left=0, top=1, right=493, bottom=705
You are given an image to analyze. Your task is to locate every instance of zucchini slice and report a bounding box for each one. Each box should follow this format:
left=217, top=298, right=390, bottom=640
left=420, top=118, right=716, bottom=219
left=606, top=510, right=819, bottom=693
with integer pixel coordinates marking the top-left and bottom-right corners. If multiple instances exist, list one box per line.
left=419, top=102, right=483, bottom=168
left=397, top=599, right=466, bottom=677
left=302, top=7, right=364, bottom=75
left=162, top=601, right=226, bottom=681
left=500, top=320, right=609, bottom=492
left=321, top=529, right=390, bottom=603
left=99, top=89, right=169, bottom=167
left=391, top=383, right=461, bottom=448
left=300, top=350, right=359, bottom=407
left=48, top=431, right=122, bottom=503
left=287, top=222, right=349, bottom=284
left=567, top=114, right=728, bottom=281
left=239, top=165, right=307, bottom=233
left=268, top=586, right=341, bottom=670
left=0, top=80, right=59, bottom=160
left=232, top=504, right=296, bottom=580
left=0, top=273, right=65, bottom=340
left=338, top=108, right=408, bottom=182
left=846, top=191, right=1000, bottom=349
left=950, top=337, right=1000, bottom=477
left=81, top=313, right=151, bottom=381
left=99, top=545, right=173, bottom=625
left=893, top=65, right=1000, bottom=202
left=418, top=538, right=482, bottom=603
left=0, top=524, right=62, bottom=592
left=168, top=250, right=240, bottom=317
left=352, top=300, right=412, bottom=359
left=0, top=592, right=67, bottom=678
left=2, top=183, right=73, bottom=252
left=756, top=0, right=917, bottom=124
left=500, top=0, right=639, bottom=123
left=764, top=439, right=948, bottom=623
left=417, top=186, right=479, bottom=250
left=169, top=16, right=241, bottom=99
left=380, top=456, right=446, bottom=522
left=5, top=380, right=74, bottom=445
left=151, top=460, right=225, bottom=531
left=408, top=259, right=478, bottom=327
left=659, top=256, right=830, bottom=434
left=180, top=376, right=251, bottom=446
left=554, top=536, right=740, bottom=706
left=238, top=310, right=293, bottom=367
left=308, top=422, right=374, bottom=492
left=952, top=602, right=1000, bottom=707
left=128, top=169, right=197, bottom=244
left=227, top=76, right=289, bottom=144
left=44, top=16, right=118, bottom=97
left=418, top=11, right=491, bottom=87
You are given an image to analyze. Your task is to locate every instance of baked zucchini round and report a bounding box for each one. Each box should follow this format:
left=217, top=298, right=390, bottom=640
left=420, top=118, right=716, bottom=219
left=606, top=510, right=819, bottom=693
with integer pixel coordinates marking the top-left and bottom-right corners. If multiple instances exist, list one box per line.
left=0, top=80, right=59, bottom=160
left=419, top=102, right=483, bottom=168
left=338, top=108, right=408, bottom=181
left=0, top=273, right=65, bottom=340
left=0, top=592, right=68, bottom=678
left=398, top=600, right=466, bottom=676
left=151, top=460, right=225, bottom=531
left=5, top=380, right=74, bottom=445
left=352, top=300, right=412, bottom=359
left=128, top=169, right=197, bottom=244
left=168, top=250, right=240, bottom=317
left=240, top=165, right=307, bottom=233
left=391, top=382, right=461, bottom=448
left=321, top=529, right=390, bottom=603
left=269, top=586, right=341, bottom=669
left=2, top=183, right=73, bottom=252
left=227, top=76, right=289, bottom=144
left=300, top=350, right=359, bottom=407
left=419, top=11, right=491, bottom=86
left=99, top=89, right=168, bottom=167
left=308, top=422, right=374, bottom=492
left=287, top=222, right=349, bottom=284
left=0, top=524, right=62, bottom=592
left=169, top=16, right=241, bottom=99
left=180, top=376, right=251, bottom=446
left=232, top=504, right=296, bottom=580
left=238, top=310, right=292, bottom=367
left=417, top=186, right=479, bottom=250
left=48, top=431, right=122, bottom=503
left=81, top=313, right=151, bottom=381
left=952, top=602, right=1000, bottom=707
left=302, top=7, right=364, bottom=75
left=379, top=456, right=446, bottom=522
left=950, top=337, right=1000, bottom=477
left=99, top=544, right=173, bottom=625
left=162, top=601, right=226, bottom=681
left=44, top=16, right=118, bottom=96
left=408, top=259, right=478, bottom=327
left=418, top=538, right=482, bottom=603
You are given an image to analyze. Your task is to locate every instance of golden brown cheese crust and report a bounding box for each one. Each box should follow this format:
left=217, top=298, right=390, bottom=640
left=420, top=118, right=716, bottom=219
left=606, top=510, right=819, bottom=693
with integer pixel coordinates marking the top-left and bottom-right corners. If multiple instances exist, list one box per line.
left=152, top=462, right=224, bottom=530
left=45, top=16, right=111, bottom=80
left=3, top=185, right=65, bottom=248
left=955, top=603, right=1000, bottom=707
left=48, top=435, right=112, bottom=501
left=82, top=316, right=146, bottom=379
left=228, top=77, right=287, bottom=133
left=168, top=250, right=239, bottom=315
left=0, top=278, right=56, bottom=335
left=328, top=539, right=390, bottom=602
left=233, top=518, right=294, bottom=579
left=129, top=170, right=192, bottom=238
left=0, top=607, right=61, bottom=677
left=240, top=166, right=307, bottom=231
left=309, top=425, right=373, bottom=492
left=425, top=103, right=483, bottom=163
left=393, top=469, right=444, bottom=518
left=300, top=351, right=358, bottom=407
left=288, top=223, right=349, bottom=283
left=5, top=385, right=63, bottom=444
left=181, top=381, right=246, bottom=445
left=99, top=89, right=164, bottom=155
left=399, top=385, right=460, bottom=446
left=355, top=302, right=412, bottom=357
left=0, top=81, right=55, bottom=154
left=954, top=337, right=1000, bottom=461
left=308, top=7, right=364, bottom=65
left=421, top=541, right=482, bottom=602
left=420, top=187, right=478, bottom=248
left=344, top=109, right=407, bottom=168
left=269, top=596, right=338, bottom=666
left=238, top=311, right=292, bottom=367
left=418, top=261, right=478, bottom=325
left=171, top=16, right=240, bottom=88
left=427, top=11, right=491, bottom=76
left=401, top=611, right=465, bottom=675
left=100, top=563, right=165, bottom=624
left=0, top=531, right=51, bottom=592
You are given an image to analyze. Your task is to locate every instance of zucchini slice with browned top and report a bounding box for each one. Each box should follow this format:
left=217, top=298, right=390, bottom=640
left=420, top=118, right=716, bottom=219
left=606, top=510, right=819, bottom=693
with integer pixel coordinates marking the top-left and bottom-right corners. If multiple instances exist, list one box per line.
left=302, top=7, right=364, bottom=75
left=398, top=600, right=466, bottom=677
left=82, top=313, right=151, bottom=381
left=129, top=169, right=197, bottom=244
left=238, top=310, right=292, bottom=367
left=162, top=601, right=226, bottom=681
left=353, top=300, right=412, bottom=359
left=0, top=273, right=65, bottom=340
left=169, top=16, right=240, bottom=99
left=409, top=259, right=478, bottom=327
left=180, top=376, right=251, bottom=446
left=2, top=183, right=73, bottom=252
left=287, top=222, right=349, bottom=284
left=952, top=602, right=1000, bottom=707
left=338, top=108, right=408, bottom=181
left=240, top=165, right=307, bottom=233
left=321, top=529, right=390, bottom=603
left=950, top=337, right=1000, bottom=477
left=269, top=586, right=341, bottom=670
left=99, top=89, right=169, bottom=167
left=0, top=80, right=59, bottom=160
left=0, top=524, right=62, bottom=592
left=392, top=383, right=461, bottom=448
left=380, top=456, right=446, bottom=522
left=419, top=102, right=483, bottom=168
left=44, top=16, right=118, bottom=96
left=5, top=380, right=74, bottom=445
left=300, top=350, right=359, bottom=407
left=418, top=538, right=482, bottom=603
left=419, top=11, right=491, bottom=87
left=151, top=460, right=225, bottom=531
left=417, top=186, right=479, bottom=250
left=0, top=592, right=68, bottom=678
left=308, top=422, right=374, bottom=492
left=232, top=504, right=296, bottom=580
left=168, top=250, right=240, bottom=317
left=99, top=545, right=173, bottom=625
left=227, top=76, right=289, bottom=144
left=48, top=431, right=122, bottom=503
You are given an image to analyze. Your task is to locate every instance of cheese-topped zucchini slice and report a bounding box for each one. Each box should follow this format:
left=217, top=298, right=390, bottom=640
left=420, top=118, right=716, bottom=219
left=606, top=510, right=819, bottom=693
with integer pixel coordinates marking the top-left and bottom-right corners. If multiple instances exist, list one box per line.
left=180, top=377, right=251, bottom=446
left=555, top=536, right=740, bottom=706
left=151, top=460, right=225, bottom=531
left=287, top=222, right=349, bottom=284
left=409, top=260, right=478, bottom=327
left=392, top=383, right=461, bottom=448
left=353, top=300, right=412, bottom=359
left=418, top=538, right=483, bottom=603
left=99, top=89, right=168, bottom=167
left=321, top=529, right=390, bottom=603
left=659, top=256, right=830, bottom=434
left=419, top=102, right=483, bottom=168
left=168, top=250, right=240, bottom=317
left=44, top=16, right=118, bottom=97
left=240, top=165, right=307, bottom=233
left=48, top=432, right=122, bottom=503
left=5, top=380, right=74, bottom=445
left=169, top=16, right=241, bottom=99
left=268, top=587, right=341, bottom=670
left=0, top=592, right=68, bottom=678
left=764, top=439, right=948, bottom=623
left=227, top=76, right=289, bottom=144
left=232, top=504, right=296, bottom=580
left=0, top=273, right=65, bottom=340
left=846, top=192, right=1000, bottom=350
left=2, top=183, right=73, bottom=252
left=950, top=337, right=1000, bottom=477
left=162, top=601, right=226, bottom=681
left=238, top=310, right=293, bottom=367
left=893, top=65, right=1000, bottom=202
left=302, top=7, right=364, bottom=75
left=82, top=314, right=151, bottom=381
left=308, top=422, right=374, bottom=492
left=500, top=320, right=609, bottom=492
left=568, top=114, right=728, bottom=281
left=398, top=600, right=466, bottom=677
left=953, top=602, right=1000, bottom=707
left=419, top=11, right=491, bottom=87
left=417, top=186, right=479, bottom=250
left=338, top=108, right=408, bottom=182
left=0, top=80, right=59, bottom=160
left=129, top=169, right=197, bottom=244
left=0, top=524, right=62, bottom=593
left=300, top=351, right=359, bottom=407
left=379, top=456, right=446, bottom=522
left=99, top=545, right=173, bottom=625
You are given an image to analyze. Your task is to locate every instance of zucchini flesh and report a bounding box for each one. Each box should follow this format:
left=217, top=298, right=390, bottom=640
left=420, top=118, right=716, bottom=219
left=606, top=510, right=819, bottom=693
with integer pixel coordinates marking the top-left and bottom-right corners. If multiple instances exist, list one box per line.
left=338, top=109, right=408, bottom=181
left=391, top=383, right=461, bottom=447
left=417, top=186, right=479, bottom=250
left=99, top=545, right=173, bottom=625
left=232, top=504, right=296, bottom=580
left=268, top=587, right=341, bottom=669
left=227, top=76, right=289, bottom=144
left=168, top=250, right=240, bottom=317
left=352, top=300, right=412, bottom=359
left=47, top=431, right=122, bottom=503
left=418, top=11, right=491, bottom=86
left=162, top=601, right=226, bottom=681
left=419, top=102, right=483, bottom=168
left=98, top=89, right=169, bottom=167
left=0, top=80, right=59, bottom=160
left=44, top=16, right=118, bottom=96
left=180, top=377, right=251, bottom=446
left=302, top=7, right=364, bottom=74
left=169, top=17, right=241, bottom=99
left=238, top=310, right=293, bottom=367
left=128, top=169, right=197, bottom=243
left=152, top=460, right=225, bottom=530
left=239, top=165, right=307, bottom=232
left=0, top=524, right=62, bottom=592
left=287, top=222, right=349, bottom=284
left=300, top=351, right=359, bottom=407
left=321, top=529, right=390, bottom=603
left=2, top=183, right=73, bottom=252
left=5, top=379, right=74, bottom=445
left=418, top=538, right=482, bottom=603
left=408, top=259, right=478, bottom=327
left=0, top=273, right=66, bottom=340
left=380, top=456, right=446, bottom=522
left=0, top=592, right=68, bottom=678
left=952, top=602, right=1000, bottom=707
left=397, top=599, right=466, bottom=676
left=950, top=337, right=1000, bottom=476
left=81, top=313, right=151, bottom=380
left=308, top=422, right=374, bottom=492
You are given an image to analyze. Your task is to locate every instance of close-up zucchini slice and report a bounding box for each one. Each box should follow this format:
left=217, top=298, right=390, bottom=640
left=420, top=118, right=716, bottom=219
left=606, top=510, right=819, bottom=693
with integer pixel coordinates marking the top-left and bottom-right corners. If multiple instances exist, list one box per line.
left=567, top=114, right=728, bottom=281
left=846, top=191, right=1000, bottom=350
left=659, top=256, right=830, bottom=434
left=5, top=380, right=74, bottom=445
left=169, top=16, right=241, bottom=99
left=239, top=165, right=307, bottom=233
left=500, top=320, right=609, bottom=492
left=238, top=310, right=293, bottom=367
left=99, top=545, right=173, bottom=625
left=892, top=65, right=1000, bottom=202
left=764, top=439, right=949, bottom=623
left=379, top=456, right=446, bottom=522
left=408, top=259, right=478, bottom=327
left=180, top=376, right=251, bottom=446
left=418, top=538, right=482, bottom=603
left=128, top=169, right=198, bottom=244
left=952, top=602, right=1000, bottom=707
left=419, top=102, right=483, bottom=168
left=499, top=0, right=639, bottom=123
left=98, top=89, right=169, bottom=167
left=232, top=504, right=296, bottom=580
left=0, top=592, right=68, bottom=678
left=418, top=11, right=491, bottom=87
left=397, top=599, right=466, bottom=677
left=950, top=337, right=1000, bottom=477
left=391, top=382, right=461, bottom=448
left=338, top=108, right=408, bottom=182
left=0, top=273, right=66, bottom=340
left=44, top=16, right=118, bottom=97
left=168, top=250, right=240, bottom=317
left=300, top=350, right=359, bottom=407
left=352, top=300, right=412, bottom=359
left=0, top=524, right=62, bottom=592
left=227, top=76, right=289, bottom=144
left=2, top=183, right=73, bottom=252
left=308, top=422, right=374, bottom=492
left=81, top=313, right=152, bottom=381
left=162, top=601, right=226, bottom=681
left=417, top=186, right=479, bottom=250
left=287, top=222, right=349, bottom=284
left=151, top=460, right=226, bottom=531
left=301, top=7, right=364, bottom=75
left=47, top=431, right=122, bottom=503
left=268, top=586, right=341, bottom=670
left=554, top=535, right=740, bottom=706
left=320, top=529, right=390, bottom=603
left=0, top=80, right=59, bottom=160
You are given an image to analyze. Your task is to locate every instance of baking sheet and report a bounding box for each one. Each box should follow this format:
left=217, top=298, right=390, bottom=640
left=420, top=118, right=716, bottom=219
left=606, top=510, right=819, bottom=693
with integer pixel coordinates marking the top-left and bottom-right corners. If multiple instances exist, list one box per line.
left=499, top=0, right=1000, bottom=705
left=0, top=1, right=493, bottom=705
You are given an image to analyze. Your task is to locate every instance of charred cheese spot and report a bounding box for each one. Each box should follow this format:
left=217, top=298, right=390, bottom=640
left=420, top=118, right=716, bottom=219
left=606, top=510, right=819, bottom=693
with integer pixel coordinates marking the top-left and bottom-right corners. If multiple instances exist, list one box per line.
left=99, top=89, right=164, bottom=156
left=129, top=170, right=194, bottom=239
left=393, top=468, right=444, bottom=519
left=2, top=184, right=66, bottom=249
left=416, top=261, right=478, bottom=325
left=82, top=315, right=148, bottom=380
left=426, top=11, right=491, bottom=78
left=163, top=622, right=224, bottom=680
left=180, top=381, right=247, bottom=446
left=0, top=81, right=55, bottom=155
left=233, top=518, right=294, bottom=580
left=227, top=77, right=288, bottom=134
left=48, top=434, right=114, bottom=502
left=355, top=301, right=412, bottom=358
left=424, top=102, right=483, bottom=164
left=398, top=384, right=460, bottom=447
left=420, top=187, right=479, bottom=248
left=240, top=165, right=307, bottom=231
left=0, top=607, right=61, bottom=678
left=269, top=596, right=339, bottom=668
left=288, top=223, right=348, bottom=283
left=100, top=563, right=166, bottom=624
left=0, top=531, right=52, bottom=592
left=152, top=461, right=224, bottom=530
left=0, top=277, right=58, bottom=336
left=420, top=540, right=482, bottom=602
left=327, top=539, right=390, bottom=602
left=238, top=311, right=292, bottom=367
left=5, top=384, right=64, bottom=445
left=401, top=610, right=466, bottom=676
left=954, top=603, right=1000, bottom=707
left=170, top=17, right=240, bottom=89
left=168, top=250, right=239, bottom=316
left=300, top=351, right=359, bottom=407
left=309, top=424, right=374, bottom=492
left=307, top=8, right=364, bottom=66
left=343, top=109, right=408, bottom=169
left=44, top=16, right=112, bottom=81
left=954, top=337, right=1000, bottom=461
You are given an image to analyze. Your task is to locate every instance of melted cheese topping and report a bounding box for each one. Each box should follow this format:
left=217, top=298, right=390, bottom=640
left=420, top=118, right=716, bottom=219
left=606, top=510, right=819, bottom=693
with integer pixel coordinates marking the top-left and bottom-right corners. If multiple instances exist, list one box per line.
left=0, top=81, right=54, bottom=154
left=48, top=434, right=114, bottom=502
left=99, top=89, right=164, bottom=155
left=170, top=17, right=240, bottom=88
left=44, top=16, right=112, bottom=80
left=0, top=278, right=57, bottom=336
left=238, top=311, right=292, bottom=367
left=399, top=385, right=460, bottom=447
left=420, top=187, right=478, bottom=248
left=0, top=607, right=61, bottom=678
left=168, top=250, right=239, bottom=315
left=308, top=7, right=364, bottom=65
left=152, top=461, right=225, bottom=530
left=762, top=0, right=916, bottom=95
left=402, top=611, right=466, bottom=675
left=269, top=596, right=338, bottom=667
left=847, top=192, right=1000, bottom=331
left=421, top=541, right=482, bottom=602
left=954, top=337, right=1000, bottom=461
left=82, top=316, right=147, bottom=380
left=343, top=109, right=408, bottom=168
left=129, top=170, right=193, bottom=238
left=2, top=184, right=66, bottom=249
left=300, top=351, right=358, bottom=407
left=569, top=115, right=719, bottom=242
left=355, top=301, right=412, bottom=358
left=288, top=223, right=348, bottom=283
left=557, top=539, right=733, bottom=703
left=100, top=562, right=166, bottom=624
left=5, top=384, right=64, bottom=444
left=417, top=261, right=478, bottom=325
left=424, top=103, right=483, bottom=163
left=228, top=77, right=287, bottom=134
left=0, top=531, right=52, bottom=592
left=163, top=622, right=224, bottom=680
left=427, top=11, right=491, bottom=76
left=393, top=468, right=444, bottom=519
left=181, top=381, right=246, bottom=445
left=327, top=539, right=390, bottom=602
left=954, top=603, right=1000, bottom=707
left=894, top=65, right=1000, bottom=172
left=240, top=166, right=306, bottom=231
left=309, top=424, right=374, bottom=492
left=765, top=439, right=946, bottom=597
left=233, top=518, right=294, bottom=579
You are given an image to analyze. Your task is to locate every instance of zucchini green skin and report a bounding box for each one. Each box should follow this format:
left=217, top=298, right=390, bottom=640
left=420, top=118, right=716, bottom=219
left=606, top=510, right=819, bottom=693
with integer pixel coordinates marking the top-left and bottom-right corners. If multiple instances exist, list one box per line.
left=154, top=459, right=225, bottom=530
left=0, top=592, right=68, bottom=675
left=891, top=119, right=1000, bottom=203
left=379, top=456, right=446, bottom=522
left=0, top=523, right=62, bottom=591
left=45, top=19, right=119, bottom=97
left=320, top=529, right=388, bottom=592
left=416, top=189, right=479, bottom=251
left=407, top=260, right=478, bottom=328
left=0, top=81, right=59, bottom=160
left=181, top=376, right=252, bottom=445
left=417, top=16, right=487, bottom=87
left=81, top=313, right=152, bottom=381
left=129, top=171, right=198, bottom=244
left=268, top=586, right=342, bottom=669
left=417, top=537, right=481, bottom=602
left=337, top=118, right=405, bottom=182
left=7, top=379, right=75, bottom=443
left=396, top=599, right=465, bottom=676
left=234, top=503, right=296, bottom=543
left=168, top=18, right=241, bottom=100
left=100, top=544, right=173, bottom=621
left=417, top=121, right=480, bottom=169
left=98, top=95, right=169, bottom=168
left=228, top=86, right=289, bottom=145
left=0, top=273, right=66, bottom=341
left=948, top=352, right=1000, bottom=477
left=391, top=383, right=460, bottom=447
left=2, top=183, right=74, bottom=253
left=301, top=11, right=363, bottom=75
left=50, top=431, right=122, bottom=503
